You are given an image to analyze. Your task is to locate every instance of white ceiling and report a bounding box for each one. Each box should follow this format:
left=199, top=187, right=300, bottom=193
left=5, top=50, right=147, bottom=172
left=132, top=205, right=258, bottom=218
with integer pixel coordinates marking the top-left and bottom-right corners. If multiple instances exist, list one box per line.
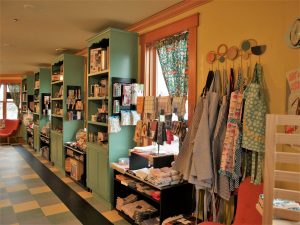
left=0, top=0, right=182, bottom=75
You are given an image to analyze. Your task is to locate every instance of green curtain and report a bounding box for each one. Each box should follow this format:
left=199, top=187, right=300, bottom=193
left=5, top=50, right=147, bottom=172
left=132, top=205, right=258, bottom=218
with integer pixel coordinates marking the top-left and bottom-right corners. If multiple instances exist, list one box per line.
left=157, top=32, right=188, bottom=97
left=7, top=84, right=20, bottom=116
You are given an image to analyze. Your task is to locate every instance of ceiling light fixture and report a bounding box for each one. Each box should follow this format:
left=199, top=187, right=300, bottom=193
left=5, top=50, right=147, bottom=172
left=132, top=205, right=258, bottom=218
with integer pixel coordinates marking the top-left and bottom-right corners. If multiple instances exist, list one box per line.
left=24, top=4, right=35, bottom=9
left=13, top=18, right=19, bottom=22
left=55, top=48, right=67, bottom=52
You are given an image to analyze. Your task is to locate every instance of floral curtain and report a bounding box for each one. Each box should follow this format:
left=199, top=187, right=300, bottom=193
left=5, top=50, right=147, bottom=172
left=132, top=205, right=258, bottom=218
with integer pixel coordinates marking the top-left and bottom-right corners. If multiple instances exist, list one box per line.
left=8, top=84, right=20, bottom=115
left=156, top=32, right=188, bottom=97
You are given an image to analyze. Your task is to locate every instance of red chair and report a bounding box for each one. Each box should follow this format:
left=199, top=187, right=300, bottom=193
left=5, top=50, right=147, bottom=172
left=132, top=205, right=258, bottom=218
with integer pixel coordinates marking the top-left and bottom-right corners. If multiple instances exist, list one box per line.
left=200, top=177, right=263, bottom=225
left=0, top=119, right=20, bottom=144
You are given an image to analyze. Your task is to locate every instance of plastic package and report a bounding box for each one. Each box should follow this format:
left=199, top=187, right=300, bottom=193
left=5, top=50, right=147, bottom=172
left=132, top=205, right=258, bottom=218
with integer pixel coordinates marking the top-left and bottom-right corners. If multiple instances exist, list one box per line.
left=131, top=110, right=141, bottom=125
left=108, top=116, right=121, bottom=133
left=121, top=110, right=131, bottom=126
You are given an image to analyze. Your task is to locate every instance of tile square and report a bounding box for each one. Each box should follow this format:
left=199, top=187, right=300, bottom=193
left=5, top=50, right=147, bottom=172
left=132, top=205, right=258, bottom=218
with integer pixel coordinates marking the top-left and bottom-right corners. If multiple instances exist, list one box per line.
left=33, top=192, right=61, bottom=207
left=16, top=208, right=49, bottom=224
left=21, top=174, right=39, bottom=180
left=29, top=186, right=51, bottom=195
left=0, top=199, right=11, bottom=208
left=41, top=203, right=69, bottom=216
left=6, top=184, right=27, bottom=193
left=12, top=200, right=39, bottom=213
left=24, top=178, right=45, bottom=188
left=0, top=206, right=18, bottom=224
left=47, top=211, right=80, bottom=225
left=8, top=189, right=34, bottom=204
left=101, top=210, right=123, bottom=223
left=2, top=176, right=24, bottom=186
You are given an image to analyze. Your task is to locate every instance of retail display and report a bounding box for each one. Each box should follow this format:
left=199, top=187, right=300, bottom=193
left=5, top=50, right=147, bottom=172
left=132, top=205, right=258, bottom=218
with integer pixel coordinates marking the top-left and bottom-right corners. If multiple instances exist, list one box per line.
left=21, top=75, right=35, bottom=143
left=32, top=68, right=51, bottom=153
left=114, top=169, right=193, bottom=224
left=50, top=54, right=84, bottom=172
left=173, top=38, right=268, bottom=223
left=86, top=28, right=138, bottom=203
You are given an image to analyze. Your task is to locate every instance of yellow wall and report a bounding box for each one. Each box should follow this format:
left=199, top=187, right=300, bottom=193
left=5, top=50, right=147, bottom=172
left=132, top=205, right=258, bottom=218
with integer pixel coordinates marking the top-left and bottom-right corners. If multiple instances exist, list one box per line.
left=138, top=0, right=300, bottom=114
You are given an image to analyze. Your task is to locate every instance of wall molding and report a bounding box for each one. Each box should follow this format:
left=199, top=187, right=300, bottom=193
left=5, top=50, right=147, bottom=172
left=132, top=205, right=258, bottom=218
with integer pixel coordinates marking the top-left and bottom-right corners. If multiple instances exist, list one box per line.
left=127, top=0, right=210, bottom=32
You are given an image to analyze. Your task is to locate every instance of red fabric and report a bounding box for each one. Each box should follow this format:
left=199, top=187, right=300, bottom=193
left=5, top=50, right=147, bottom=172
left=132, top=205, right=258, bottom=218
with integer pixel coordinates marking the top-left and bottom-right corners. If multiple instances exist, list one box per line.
left=200, top=177, right=263, bottom=225
left=233, top=177, right=263, bottom=225
left=0, top=119, right=19, bottom=137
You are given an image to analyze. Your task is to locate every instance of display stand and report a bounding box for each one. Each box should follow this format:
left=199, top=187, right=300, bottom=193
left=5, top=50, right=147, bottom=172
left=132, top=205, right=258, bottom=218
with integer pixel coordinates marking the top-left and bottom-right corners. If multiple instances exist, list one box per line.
left=113, top=170, right=193, bottom=224
left=50, top=54, right=84, bottom=173
left=86, top=28, right=138, bottom=204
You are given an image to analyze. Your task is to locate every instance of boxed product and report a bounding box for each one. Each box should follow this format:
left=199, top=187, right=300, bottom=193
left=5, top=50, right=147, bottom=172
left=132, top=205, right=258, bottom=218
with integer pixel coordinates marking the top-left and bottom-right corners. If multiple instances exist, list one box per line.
left=90, top=48, right=102, bottom=73
left=70, top=158, right=84, bottom=181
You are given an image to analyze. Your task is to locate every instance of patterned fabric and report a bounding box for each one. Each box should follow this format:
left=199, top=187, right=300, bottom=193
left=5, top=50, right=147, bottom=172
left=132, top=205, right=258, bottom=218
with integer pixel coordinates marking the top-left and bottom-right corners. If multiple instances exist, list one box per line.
left=220, top=91, right=243, bottom=176
left=136, top=96, right=144, bottom=114
left=157, top=96, right=172, bottom=115
left=134, top=120, right=143, bottom=143
left=157, top=32, right=188, bottom=96
left=144, top=96, right=156, bottom=114
left=172, top=96, right=187, bottom=117
left=242, top=63, right=267, bottom=153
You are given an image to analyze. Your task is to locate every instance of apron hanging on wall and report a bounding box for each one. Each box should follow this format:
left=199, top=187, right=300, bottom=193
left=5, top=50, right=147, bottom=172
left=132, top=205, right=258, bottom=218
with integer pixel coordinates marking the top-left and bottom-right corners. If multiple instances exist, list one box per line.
left=242, top=63, right=267, bottom=184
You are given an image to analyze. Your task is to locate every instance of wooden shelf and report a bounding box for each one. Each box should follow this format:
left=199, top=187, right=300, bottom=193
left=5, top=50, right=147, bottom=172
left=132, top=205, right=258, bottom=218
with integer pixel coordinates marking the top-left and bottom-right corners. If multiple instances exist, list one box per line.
left=51, top=114, right=63, bottom=118
left=33, top=112, right=40, bottom=116
left=34, top=100, right=39, bottom=103
left=87, top=96, right=108, bottom=100
left=22, top=101, right=27, bottom=103
left=88, top=70, right=109, bottom=77
left=22, top=91, right=27, bottom=93
left=51, top=80, right=63, bottom=85
left=114, top=178, right=160, bottom=204
left=51, top=97, right=63, bottom=101
left=22, top=111, right=27, bottom=113
left=87, top=121, right=107, bottom=126
left=34, top=87, right=40, bottom=90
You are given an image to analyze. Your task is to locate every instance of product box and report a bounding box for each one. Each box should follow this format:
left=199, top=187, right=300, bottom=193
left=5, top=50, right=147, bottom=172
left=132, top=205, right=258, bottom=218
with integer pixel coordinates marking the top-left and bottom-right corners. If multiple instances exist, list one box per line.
left=70, top=158, right=84, bottom=181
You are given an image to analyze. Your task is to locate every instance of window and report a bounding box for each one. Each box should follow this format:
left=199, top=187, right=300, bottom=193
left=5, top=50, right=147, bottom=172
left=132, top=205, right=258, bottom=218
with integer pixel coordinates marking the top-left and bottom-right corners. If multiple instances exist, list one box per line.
left=0, top=83, right=20, bottom=120
left=140, top=14, right=198, bottom=123
left=140, top=14, right=198, bottom=153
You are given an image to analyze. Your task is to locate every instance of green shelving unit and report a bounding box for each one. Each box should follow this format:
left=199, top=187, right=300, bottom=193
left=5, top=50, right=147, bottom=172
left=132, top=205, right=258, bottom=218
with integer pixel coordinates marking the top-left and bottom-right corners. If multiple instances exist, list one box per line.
left=86, top=28, right=138, bottom=204
left=32, top=68, right=51, bottom=152
left=21, top=75, right=34, bottom=144
left=50, top=54, right=84, bottom=172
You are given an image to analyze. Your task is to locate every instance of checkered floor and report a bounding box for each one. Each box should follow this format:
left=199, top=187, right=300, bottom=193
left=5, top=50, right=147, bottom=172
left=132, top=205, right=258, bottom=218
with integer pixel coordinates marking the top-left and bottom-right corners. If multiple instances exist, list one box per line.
left=0, top=145, right=130, bottom=225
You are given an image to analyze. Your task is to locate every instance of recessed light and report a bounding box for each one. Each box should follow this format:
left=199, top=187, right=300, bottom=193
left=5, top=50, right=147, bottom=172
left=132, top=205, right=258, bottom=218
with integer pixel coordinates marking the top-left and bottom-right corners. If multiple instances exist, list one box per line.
left=24, top=4, right=35, bottom=9
left=13, top=18, right=19, bottom=22
left=56, top=48, right=67, bottom=52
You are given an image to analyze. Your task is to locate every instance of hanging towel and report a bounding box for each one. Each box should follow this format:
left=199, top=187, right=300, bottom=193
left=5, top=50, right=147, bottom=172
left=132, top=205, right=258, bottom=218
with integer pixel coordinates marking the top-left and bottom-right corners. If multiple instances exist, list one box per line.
left=136, top=96, right=144, bottom=114
left=172, top=96, right=187, bottom=117
left=219, top=69, right=244, bottom=191
left=242, top=63, right=267, bottom=184
left=144, top=96, right=156, bottom=114
left=189, top=70, right=221, bottom=189
left=157, top=96, right=172, bottom=116
left=173, top=71, right=214, bottom=180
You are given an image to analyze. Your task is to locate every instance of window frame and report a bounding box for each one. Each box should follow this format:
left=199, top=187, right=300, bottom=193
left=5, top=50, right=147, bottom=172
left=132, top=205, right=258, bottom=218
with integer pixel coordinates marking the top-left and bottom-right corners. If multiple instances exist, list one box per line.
left=140, top=13, right=198, bottom=124
left=0, top=81, right=21, bottom=120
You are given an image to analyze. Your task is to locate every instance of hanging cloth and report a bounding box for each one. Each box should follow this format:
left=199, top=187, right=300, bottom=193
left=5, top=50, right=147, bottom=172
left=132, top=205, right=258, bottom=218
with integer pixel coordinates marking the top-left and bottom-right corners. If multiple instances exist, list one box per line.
left=212, top=69, right=231, bottom=202
left=157, top=96, right=172, bottom=116
left=188, top=70, right=220, bottom=189
left=219, top=68, right=244, bottom=191
left=189, top=70, right=221, bottom=222
left=242, top=63, right=267, bottom=184
left=173, top=70, right=214, bottom=180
